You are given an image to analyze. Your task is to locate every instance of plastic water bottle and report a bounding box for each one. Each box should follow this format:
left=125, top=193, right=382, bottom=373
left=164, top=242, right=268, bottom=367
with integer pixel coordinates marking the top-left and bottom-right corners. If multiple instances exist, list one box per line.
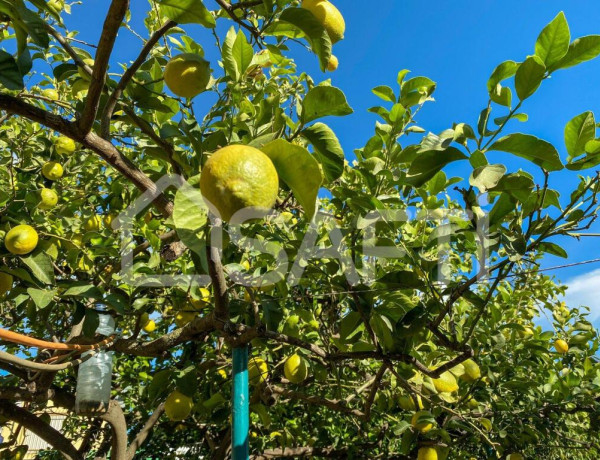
left=75, top=305, right=115, bottom=415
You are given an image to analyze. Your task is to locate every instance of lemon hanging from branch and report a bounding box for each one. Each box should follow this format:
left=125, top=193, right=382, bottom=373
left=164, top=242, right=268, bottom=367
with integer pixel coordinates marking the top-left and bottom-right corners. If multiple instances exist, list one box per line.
left=301, top=0, right=346, bottom=43
left=200, top=145, right=279, bottom=223
left=164, top=54, right=212, bottom=99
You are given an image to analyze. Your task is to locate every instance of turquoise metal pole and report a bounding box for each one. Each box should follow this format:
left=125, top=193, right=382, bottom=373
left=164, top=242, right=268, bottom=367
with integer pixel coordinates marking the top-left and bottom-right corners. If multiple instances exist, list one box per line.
left=232, top=346, right=249, bottom=460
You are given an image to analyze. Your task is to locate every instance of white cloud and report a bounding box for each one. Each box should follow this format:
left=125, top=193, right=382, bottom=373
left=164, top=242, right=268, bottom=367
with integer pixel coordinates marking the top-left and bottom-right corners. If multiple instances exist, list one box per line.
left=562, top=268, right=600, bottom=322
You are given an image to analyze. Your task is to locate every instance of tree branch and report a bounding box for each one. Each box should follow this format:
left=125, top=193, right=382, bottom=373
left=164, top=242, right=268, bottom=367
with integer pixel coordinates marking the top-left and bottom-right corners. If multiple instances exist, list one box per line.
left=100, top=20, right=177, bottom=139
left=126, top=402, right=165, bottom=460
left=0, top=93, right=174, bottom=217
left=215, top=0, right=260, bottom=39
left=0, top=400, right=83, bottom=460
left=101, top=400, right=128, bottom=460
left=79, top=0, right=130, bottom=134
left=207, top=218, right=230, bottom=322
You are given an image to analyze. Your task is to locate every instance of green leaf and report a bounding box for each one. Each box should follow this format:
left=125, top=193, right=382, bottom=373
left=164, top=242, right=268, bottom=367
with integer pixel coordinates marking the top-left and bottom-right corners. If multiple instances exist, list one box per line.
left=490, top=173, right=535, bottom=202
left=232, top=29, right=253, bottom=77
left=538, top=242, right=568, bottom=258
left=377, top=270, right=425, bottom=289
left=222, top=27, right=240, bottom=80
left=372, top=85, right=396, bottom=102
left=489, top=133, right=563, bottom=171
left=302, top=86, right=353, bottom=124
left=487, top=60, right=519, bottom=93
left=15, top=4, right=49, bottom=48
left=405, top=148, right=468, bottom=187
left=564, top=111, right=596, bottom=160
left=260, top=139, right=323, bottom=220
left=489, top=193, right=516, bottom=227
left=270, top=8, right=332, bottom=71
left=158, top=0, right=215, bottom=28
left=470, top=164, right=507, bottom=193
left=550, top=35, right=600, bottom=71
left=27, top=288, right=55, bottom=309
left=22, top=252, right=54, bottom=285
left=535, top=12, right=570, bottom=68
left=0, top=50, right=24, bottom=90
left=63, top=283, right=103, bottom=299
left=301, top=123, right=345, bottom=183
left=490, top=85, right=512, bottom=107
left=173, top=176, right=208, bottom=257
left=515, top=55, right=546, bottom=101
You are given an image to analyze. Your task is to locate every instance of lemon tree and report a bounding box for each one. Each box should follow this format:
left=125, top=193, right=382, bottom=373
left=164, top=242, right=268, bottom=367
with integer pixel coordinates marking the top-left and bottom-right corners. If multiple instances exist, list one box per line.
left=0, top=3, right=599, bottom=460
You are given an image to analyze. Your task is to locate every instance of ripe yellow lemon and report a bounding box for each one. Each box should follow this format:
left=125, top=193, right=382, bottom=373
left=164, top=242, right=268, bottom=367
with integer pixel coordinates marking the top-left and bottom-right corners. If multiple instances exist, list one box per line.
left=164, top=54, right=211, bottom=99
left=461, top=359, right=481, bottom=382
left=42, top=89, right=59, bottom=101
left=42, top=162, right=64, bottom=181
left=39, top=188, right=59, bottom=210
left=397, top=394, right=424, bottom=411
left=284, top=354, right=308, bottom=384
left=432, top=371, right=459, bottom=393
left=0, top=272, right=13, bottom=297
left=301, top=0, right=345, bottom=43
left=248, top=357, right=268, bottom=384
left=83, top=215, right=102, bottom=232
left=555, top=339, right=569, bottom=354
left=165, top=390, right=193, bottom=421
left=78, top=58, right=94, bottom=80
left=174, top=311, right=197, bottom=328
left=327, top=55, right=339, bottom=72
left=190, top=287, right=211, bottom=310
left=55, top=136, right=76, bottom=155
left=5, top=225, right=39, bottom=255
left=200, top=145, right=279, bottom=223
left=417, top=447, right=438, bottom=460
left=143, top=320, right=156, bottom=333
left=411, top=410, right=434, bottom=433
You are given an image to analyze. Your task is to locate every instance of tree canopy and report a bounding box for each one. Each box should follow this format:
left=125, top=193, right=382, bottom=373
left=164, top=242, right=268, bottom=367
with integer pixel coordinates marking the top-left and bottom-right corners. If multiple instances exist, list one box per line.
left=0, top=2, right=600, bottom=459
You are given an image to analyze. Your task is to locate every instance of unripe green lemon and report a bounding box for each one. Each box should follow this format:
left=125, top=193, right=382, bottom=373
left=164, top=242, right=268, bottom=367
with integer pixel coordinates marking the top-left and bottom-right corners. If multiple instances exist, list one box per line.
left=165, top=390, right=193, bottom=421
left=411, top=410, right=434, bottom=433
left=0, top=272, right=13, bottom=297
left=78, top=58, right=95, bottom=81
left=301, top=0, right=345, bottom=43
left=72, top=79, right=90, bottom=97
left=508, top=454, right=524, bottom=460
left=555, top=339, right=569, bottom=354
left=327, top=55, right=339, bottom=72
left=42, top=162, right=64, bottom=181
left=55, top=136, right=76, bottom=155
left=5, top=225, right=39, bottom=255
left=417, top=447, right=438, bottom=460
left=432, top=371, right=459, bottom=393
left=164, top=54, right=212, bottom=99
left=39, top=188, right=59, bottom=210
left=200, top=145, right=279, bottom=223
left=519, top=326, right=534, bottom=339
left=284, top=354, right=308, bottom=383
left=83, top=215, right=102, bottom=232
left=461, top=359, right=481, bottom=382
left=42, top=88, right=59, bottom=101
left=104, top=213, right=117, bottom=229
left=248, top=357, right=268, bottom=384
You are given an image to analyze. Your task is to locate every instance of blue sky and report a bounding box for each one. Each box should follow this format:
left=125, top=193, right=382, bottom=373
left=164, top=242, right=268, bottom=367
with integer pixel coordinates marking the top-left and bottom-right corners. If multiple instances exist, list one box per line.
left=62, top=1, right=600, bottom=321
